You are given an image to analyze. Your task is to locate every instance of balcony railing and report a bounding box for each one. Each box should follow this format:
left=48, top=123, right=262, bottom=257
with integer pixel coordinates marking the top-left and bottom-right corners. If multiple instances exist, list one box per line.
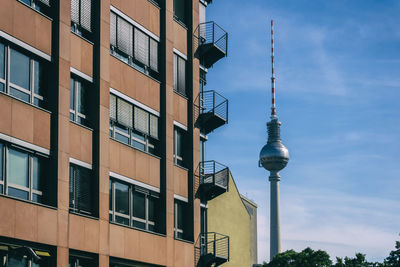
left=194, top=21, right=228, bottom=68
left=194, top=90, right=228, bottom=134
left=195, top=160, right=229, bottom=202
left=195, top=232, right=230, bottom=267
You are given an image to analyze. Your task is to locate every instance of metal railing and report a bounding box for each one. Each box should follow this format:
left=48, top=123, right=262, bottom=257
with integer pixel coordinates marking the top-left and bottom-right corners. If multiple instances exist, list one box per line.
left=194, top=90, right=228, bottom=127
left=194, top=21, right=228, bottom=57
left=196, top=160, right=229, bottom=189
left=195, top=232, right=230, bottom=266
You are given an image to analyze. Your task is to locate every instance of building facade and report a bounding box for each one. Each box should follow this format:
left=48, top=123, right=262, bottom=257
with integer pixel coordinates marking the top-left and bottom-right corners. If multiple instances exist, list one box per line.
left=207, top=173, right=258, bottom=267
left=0, top=0, right=230, bottom=266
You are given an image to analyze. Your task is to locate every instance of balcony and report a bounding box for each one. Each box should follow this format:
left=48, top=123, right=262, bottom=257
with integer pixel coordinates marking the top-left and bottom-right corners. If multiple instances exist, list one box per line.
left=194, top=90, right=228, bottom=134
left=195, top=232, right=229, bottom=267
left=195, top=161, right=229, bottom=202
left=194, top=22, right=228, bottom=68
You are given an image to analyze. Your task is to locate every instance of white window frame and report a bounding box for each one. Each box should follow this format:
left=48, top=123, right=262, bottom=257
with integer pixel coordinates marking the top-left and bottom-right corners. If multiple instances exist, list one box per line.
left=70, top=75, right=89, bottom=126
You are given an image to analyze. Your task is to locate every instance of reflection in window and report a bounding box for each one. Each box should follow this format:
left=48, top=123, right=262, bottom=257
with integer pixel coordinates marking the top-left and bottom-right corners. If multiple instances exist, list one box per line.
left=0, top=43, right=47, bottom=108
left=0, top=143, right=47, bottom=204
left=70, top=75, right=91, bottom=127
left=109, top=178, right=159, bottom=232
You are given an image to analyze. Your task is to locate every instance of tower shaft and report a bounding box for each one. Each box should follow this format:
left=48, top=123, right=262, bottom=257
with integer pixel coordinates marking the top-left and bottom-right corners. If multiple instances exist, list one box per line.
left=269, top=173, right=281, bottom=259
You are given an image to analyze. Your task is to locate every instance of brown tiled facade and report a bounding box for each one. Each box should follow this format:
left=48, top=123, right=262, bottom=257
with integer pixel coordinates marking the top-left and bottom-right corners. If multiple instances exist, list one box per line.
left=0, top=0, right=229, bottom=266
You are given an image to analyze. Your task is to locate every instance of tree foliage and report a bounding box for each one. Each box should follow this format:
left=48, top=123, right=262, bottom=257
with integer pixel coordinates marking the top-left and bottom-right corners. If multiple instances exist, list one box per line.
left=263, top=238, right=400, bottom=267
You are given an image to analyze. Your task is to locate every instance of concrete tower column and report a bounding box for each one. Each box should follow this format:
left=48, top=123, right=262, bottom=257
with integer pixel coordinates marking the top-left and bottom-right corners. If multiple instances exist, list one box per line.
left=269, top=172, right=281, bottom=259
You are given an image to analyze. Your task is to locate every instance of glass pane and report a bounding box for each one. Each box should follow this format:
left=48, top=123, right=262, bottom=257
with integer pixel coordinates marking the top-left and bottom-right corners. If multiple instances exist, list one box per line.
left=77, top=81, right=86, bottom=115
left=69, top=166, right=74, bottom=208
left=148, top=197, right=155, bottom=221
left=177, top=202, right=184, bottom=229
left=70, top=78, right=75, bottom=110
left=0, top=143, right=2, bottom=181
left=115, top=182, right=129, bottom=215
left=8, top=255, right=29, bottom=267
left=8, top=187, right=29, bottom=200
left=176, top=130, right=183, bottom=157
left=8, top=148, right=29, bottom=187
left=20, top=0, right=31, bottom=5
left=109, top=180, right=112, bottom=212
left=0, top=82, right=4, bottom=92
left=33, top=60, right=44, bottom=95
left=148, top=224, right=155, bottom=232
left=33, top=156, right=44, bottom=191
left=132, top=140, right=145, bottom=151
left=0, top=185, right=2, bottom=194
left=10, top=87, right=30, bottom=103
left=133, top=191, right=145, bottom=219
left=133, top=220, right=145, bottom=230
left=76, top=166, right=92, bottom=213
left=70, top=112, right=75, bottom=121
left=33, top=97, right=43, bottom=107
left=115, top=216, right=129, bottom=226
left=115, top=132, right=129, bottom=145
left=10, top=49, right=30, bottom=90
left=33, top=193, right=42, bottom=203
left=0, top=43, right=4, bottom=79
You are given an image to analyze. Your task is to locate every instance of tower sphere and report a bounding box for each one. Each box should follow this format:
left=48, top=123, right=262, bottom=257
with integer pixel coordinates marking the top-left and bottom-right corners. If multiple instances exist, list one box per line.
left=259, top=119, right=289, bottom=172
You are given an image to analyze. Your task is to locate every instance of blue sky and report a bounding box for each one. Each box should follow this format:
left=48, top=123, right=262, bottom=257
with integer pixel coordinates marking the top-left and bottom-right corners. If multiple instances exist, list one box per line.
left=205, top=0, right=400, bottom=263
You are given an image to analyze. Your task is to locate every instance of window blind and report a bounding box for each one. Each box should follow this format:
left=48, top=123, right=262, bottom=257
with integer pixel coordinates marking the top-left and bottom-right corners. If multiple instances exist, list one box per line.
left=75, top=167, right=92, bottom=213
left=110, top=94, right=116, bottom=120
left=71, top=0, right=80, bottom=25
left=110, top=12, right=117, bottom=47
left=134, top=28, right=149, bottom=66
left=38, top=0, right=50, bottom=6
left=149, top=39, right=158, bottom=72
left=117, top=98, right=133, bottom=128
left=80, top=0, right=92, bottom=32
left=149, top=114, right=158, bottom=138
left=117, top=17, right=133, bottom=57
left=134, top=106, right=149, bottom=134
left=178, top=57, right=186, bottom=94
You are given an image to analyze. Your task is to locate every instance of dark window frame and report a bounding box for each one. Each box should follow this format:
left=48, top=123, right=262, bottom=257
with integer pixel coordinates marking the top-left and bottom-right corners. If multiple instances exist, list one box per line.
left=69, top=250, right=98, bottom=267
left=71, top=0, right=94, bottom=41
left=110, top=11, right=159, bottom=80
left=174, top=199, right=189, bottom=240
left=109, top=178, right=160, bottom=233
left=173, top=53, right=186, bottom=96
left=70, top=74, right=92, bottom=128
left=174, top=126, right=186, bottom=168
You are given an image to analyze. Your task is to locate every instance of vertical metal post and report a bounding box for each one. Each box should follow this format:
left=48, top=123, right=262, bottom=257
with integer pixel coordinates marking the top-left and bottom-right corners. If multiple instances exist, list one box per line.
left=213, top=161, right=216, bottom=185
left=213, top=233, right=216, bottom=256
left=213, top=91, right=215, bottom=115
left=212, top=23, right=215, bottom=43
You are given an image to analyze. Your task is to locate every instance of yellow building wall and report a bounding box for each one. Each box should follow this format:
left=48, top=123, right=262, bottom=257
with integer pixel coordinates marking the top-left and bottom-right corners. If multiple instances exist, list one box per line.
left=207, top=173, right=253, bottom=267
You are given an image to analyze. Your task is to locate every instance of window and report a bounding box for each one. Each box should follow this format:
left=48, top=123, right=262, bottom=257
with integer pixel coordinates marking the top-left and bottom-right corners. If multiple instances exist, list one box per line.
left=18, top=0, right=52, bottom=16
left=71, top=0, right=93, bottom=40
left=0, top=42, right=47, bottom=108
left=109, top=179, right=160, bottom=233
left=109, top=94, right=159, bottom=156
left=174, top=127, right=186, bottom=167
left=110, top=257, right=160, bottom=267
left=174, top=0, right=186, bottom=25
left=110, top=11, right=159, bottom=79
left=69, top=164, right=94, bottom=216
left=174, top=53, right=186, bottom=96
left=0, top=242, right=54, bottom=267
left=69, top=251, right=97, bottom=267
left=0, top=142, right=48, bottom=204
left=174, top=200, right=188, bottom=239
left=70, top=75, right=91, bottom=127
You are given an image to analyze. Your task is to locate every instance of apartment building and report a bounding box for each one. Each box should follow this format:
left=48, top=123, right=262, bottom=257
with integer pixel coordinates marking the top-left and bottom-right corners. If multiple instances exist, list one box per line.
left=0, top=0, right=230, bottom=266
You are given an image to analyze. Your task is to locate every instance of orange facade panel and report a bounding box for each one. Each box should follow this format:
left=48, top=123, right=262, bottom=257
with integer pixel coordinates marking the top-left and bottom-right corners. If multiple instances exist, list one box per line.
left=0, top=94, right=51, bottom=149
left=173, top=165, right=188, bottom=199
left=173, top=93, right=188, bottom=126
left=0, top=0, right=52, bottom=56
left=69, top=122, right=93, bottom=164
left=109, top=139, right=160, bottom=189
left=109, top=223, right=167, bottom=266
left=68, top=213, right=100, bottom=253
left=110, top=0, right=160, bottom=37
left=0, top=197, right=57, bottom=245
left=70, top=33, right=93, bottom=78
left=109, top=57, right=160, bottom=112
left=173, top=21, right=187, bottom=56
left=174, top=240, right=195, bottom=267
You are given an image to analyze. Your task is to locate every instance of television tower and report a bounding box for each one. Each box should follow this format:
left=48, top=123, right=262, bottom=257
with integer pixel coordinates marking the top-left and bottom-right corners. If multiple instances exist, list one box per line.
left=259, top=20, right=290, bottom=260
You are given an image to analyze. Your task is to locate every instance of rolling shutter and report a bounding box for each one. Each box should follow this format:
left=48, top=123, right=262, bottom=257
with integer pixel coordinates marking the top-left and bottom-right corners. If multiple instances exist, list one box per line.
left=110, top=94, right=116, bottom=120
left=80, top=0, right=92, bottom=32
left=117, top=17, right=133, bottom=57
left=75, top=166, right=93, bottom=214
left=38, top=0, right=50, bottom=6
left=117, top=98, right=133, bottom=128
left=149, top=39, right=158, bottom=72
left=149, top=114, right=158, bottom=138
left=134, top=28, right=149, bottom=66
left=71, top=0, right=79, bottom=25
left=110, top=12, right=117, bottom=47
left=134, top=106, right=149, bottom=134
left=178, top=57, right=186, bottom=95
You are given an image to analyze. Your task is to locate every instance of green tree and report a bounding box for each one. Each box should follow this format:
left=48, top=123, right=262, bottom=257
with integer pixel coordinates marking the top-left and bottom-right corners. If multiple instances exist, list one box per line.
left=384, top=240, right=400, bottom=267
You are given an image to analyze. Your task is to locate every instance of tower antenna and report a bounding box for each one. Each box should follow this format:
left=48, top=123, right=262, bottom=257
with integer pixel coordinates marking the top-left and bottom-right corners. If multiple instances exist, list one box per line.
left=270, top=20, right=277, bottom=119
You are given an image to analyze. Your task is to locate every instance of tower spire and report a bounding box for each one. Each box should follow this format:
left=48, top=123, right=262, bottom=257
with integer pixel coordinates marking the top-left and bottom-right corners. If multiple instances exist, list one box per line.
left=270, top=20, right=277, bottom=119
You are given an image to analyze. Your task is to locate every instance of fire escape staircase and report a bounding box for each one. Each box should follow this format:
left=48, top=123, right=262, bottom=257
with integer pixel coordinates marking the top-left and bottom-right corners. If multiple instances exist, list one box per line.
left=195, top=160, right=229, bottom=202
left=194, top=90, right=228, bottom=135
left=195, top=232, right=230, bottom=267
left=194, top=21, right=228, bottom=68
